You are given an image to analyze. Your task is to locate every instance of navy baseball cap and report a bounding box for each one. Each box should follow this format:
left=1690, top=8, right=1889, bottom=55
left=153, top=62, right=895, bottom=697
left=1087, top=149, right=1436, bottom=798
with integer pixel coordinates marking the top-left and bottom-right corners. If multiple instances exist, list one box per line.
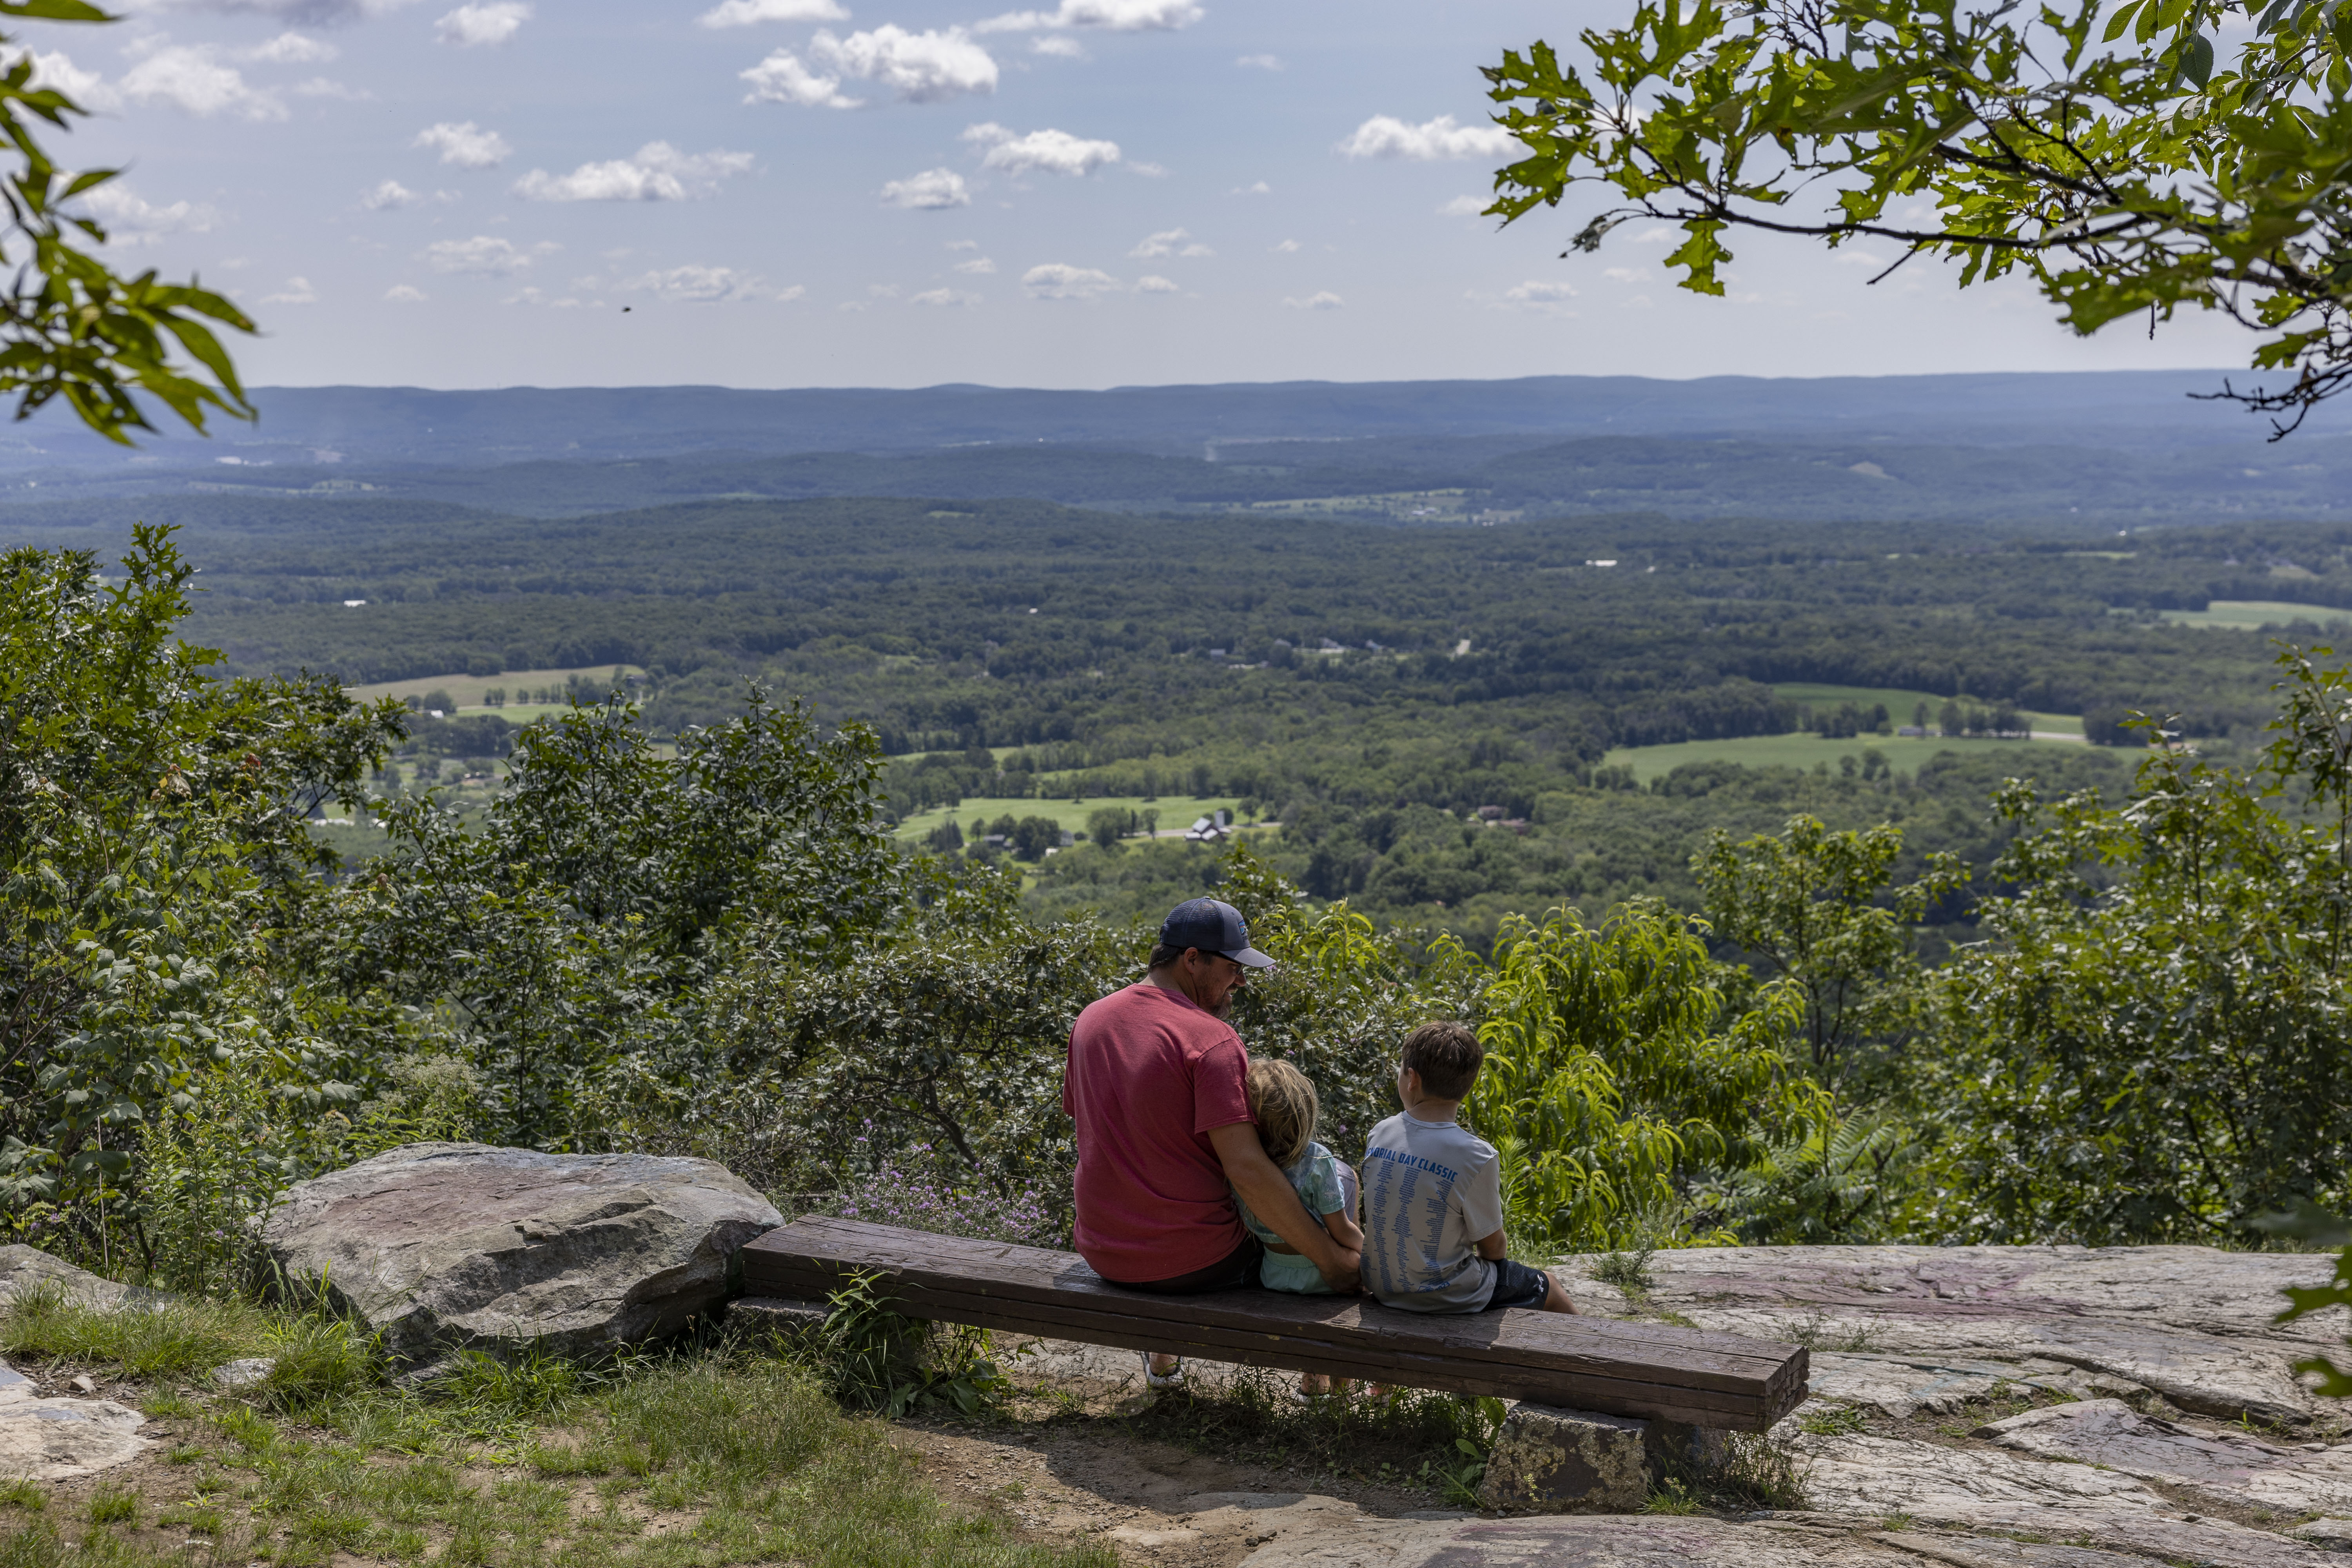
left=1160, top=898, right=1274, bottom=969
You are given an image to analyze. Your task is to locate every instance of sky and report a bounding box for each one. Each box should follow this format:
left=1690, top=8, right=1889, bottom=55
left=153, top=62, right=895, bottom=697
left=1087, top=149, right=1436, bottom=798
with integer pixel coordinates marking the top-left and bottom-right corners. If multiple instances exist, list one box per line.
left=7, top=0, right=2265, bottom=390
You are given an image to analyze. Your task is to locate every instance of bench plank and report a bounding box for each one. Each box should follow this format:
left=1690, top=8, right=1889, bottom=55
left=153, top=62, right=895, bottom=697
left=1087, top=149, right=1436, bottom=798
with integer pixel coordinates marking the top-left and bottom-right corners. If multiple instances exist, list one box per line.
left=742, top=1217, right=1808, bottom=1431
left=750, top=1262, right=1778, bottom=1420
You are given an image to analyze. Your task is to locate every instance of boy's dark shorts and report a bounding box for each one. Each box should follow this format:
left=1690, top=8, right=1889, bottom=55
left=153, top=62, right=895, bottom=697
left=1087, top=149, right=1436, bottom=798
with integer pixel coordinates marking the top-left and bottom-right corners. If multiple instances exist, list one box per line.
left=1483, top=1258, right=1554, bottom=1311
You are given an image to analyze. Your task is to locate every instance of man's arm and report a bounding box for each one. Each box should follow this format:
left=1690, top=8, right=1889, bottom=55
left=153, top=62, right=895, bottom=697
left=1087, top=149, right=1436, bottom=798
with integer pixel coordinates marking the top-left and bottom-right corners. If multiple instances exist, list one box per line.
left=1474, top=1228, right=1507, bottom=1261
left=1206, top=1122, right=1361, bottom=1292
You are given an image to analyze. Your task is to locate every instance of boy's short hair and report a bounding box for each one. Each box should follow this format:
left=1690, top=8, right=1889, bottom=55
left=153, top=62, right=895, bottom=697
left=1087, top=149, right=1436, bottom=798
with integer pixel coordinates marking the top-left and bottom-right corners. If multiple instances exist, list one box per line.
left=1245, top=1059, right=1319, bottom=1170
left=1400, top=1021, right=1483, bottom=1101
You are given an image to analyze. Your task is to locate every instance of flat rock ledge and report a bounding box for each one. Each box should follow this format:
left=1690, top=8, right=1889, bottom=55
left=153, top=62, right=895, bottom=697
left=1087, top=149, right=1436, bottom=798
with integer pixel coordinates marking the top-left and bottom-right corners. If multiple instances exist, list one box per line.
left=259, top=1142, right=782, bottom=1368
left=1034, top=1243, right=2352, bottom=1568
left=0, top=1359, right=149, bottom=1483
left=1553, top=1243, right=2348, bottom=1427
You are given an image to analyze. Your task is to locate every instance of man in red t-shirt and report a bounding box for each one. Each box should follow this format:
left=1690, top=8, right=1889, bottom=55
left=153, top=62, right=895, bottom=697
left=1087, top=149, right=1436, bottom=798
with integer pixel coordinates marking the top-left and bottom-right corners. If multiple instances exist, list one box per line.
left=1065, top=898, right=1361, bottom=1384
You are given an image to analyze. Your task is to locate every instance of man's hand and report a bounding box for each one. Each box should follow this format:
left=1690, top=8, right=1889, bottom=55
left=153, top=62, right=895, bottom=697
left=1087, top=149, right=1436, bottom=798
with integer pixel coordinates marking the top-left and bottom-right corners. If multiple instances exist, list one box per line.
left=1206, top=1122, right=1361, bottom=1293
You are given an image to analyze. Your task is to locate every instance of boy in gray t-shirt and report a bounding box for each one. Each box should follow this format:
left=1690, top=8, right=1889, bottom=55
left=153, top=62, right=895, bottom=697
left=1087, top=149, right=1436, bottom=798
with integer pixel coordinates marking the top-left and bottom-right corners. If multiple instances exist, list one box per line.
left=1359, top=1022, right=1575, bottom=1316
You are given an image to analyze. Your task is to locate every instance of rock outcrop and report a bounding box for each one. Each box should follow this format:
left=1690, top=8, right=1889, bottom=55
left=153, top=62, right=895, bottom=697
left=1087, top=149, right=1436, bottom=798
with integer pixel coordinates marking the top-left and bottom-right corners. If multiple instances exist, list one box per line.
left=1978, top=1398, right=2352, bottom=1515
left=0, top=1359, right=150, bottom=1481
left=259, top=1142, right=781, bottom=1367
left=1228, top=1243, right=2351, bottom=1567
left=1555, top=1244, right=2346, bottom=1427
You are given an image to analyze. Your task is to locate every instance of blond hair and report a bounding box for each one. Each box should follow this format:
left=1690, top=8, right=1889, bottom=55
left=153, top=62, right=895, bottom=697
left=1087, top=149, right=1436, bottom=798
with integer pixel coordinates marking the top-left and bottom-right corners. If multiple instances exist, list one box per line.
left=1246, top=1058, right=1319, bottom=1170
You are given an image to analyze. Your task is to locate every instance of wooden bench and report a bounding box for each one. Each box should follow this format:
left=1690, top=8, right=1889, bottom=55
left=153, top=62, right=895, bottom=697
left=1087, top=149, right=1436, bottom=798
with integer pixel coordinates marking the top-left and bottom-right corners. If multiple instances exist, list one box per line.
left=740, top=1217, right=1808, bottom=1432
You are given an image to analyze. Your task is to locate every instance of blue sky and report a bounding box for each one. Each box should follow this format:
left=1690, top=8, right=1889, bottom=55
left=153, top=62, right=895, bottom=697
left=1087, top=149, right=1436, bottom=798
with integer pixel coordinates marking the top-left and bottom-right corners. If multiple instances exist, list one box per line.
left=14, top=0, right=2258, bottom=388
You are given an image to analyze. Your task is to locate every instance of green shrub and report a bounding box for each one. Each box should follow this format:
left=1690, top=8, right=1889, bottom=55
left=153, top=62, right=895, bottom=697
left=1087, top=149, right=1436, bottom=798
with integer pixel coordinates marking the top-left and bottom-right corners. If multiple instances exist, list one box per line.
left=1469, top=902, right=1813, bottom=1252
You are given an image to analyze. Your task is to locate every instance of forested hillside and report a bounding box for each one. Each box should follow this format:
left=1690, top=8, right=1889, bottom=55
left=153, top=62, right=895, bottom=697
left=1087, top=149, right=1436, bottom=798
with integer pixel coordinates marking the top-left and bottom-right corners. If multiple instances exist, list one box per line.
left=11, top=492, right=2348, bottom=944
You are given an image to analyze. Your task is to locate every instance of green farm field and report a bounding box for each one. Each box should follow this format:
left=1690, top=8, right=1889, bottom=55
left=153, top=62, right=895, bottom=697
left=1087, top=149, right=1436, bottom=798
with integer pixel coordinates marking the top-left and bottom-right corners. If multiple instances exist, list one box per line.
left=1601, top=729, right=2087, bottom=784
left=891, top=794, right=1255, bottom=842
left=2156, top=600, right=2352, bottom=631
left=346, top=664, right=646, bottom=714
left=1768, top=682, right=2082, bottom=735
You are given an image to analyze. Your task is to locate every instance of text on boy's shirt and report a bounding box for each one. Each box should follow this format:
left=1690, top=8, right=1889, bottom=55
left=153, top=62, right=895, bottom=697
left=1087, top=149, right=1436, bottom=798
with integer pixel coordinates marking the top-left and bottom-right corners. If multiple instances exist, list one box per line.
left=1365, top=1146, right=1462, bottom=1182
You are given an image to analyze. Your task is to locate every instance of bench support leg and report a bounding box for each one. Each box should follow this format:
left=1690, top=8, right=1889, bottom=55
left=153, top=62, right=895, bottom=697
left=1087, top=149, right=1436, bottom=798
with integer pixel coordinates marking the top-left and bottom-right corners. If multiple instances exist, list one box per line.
left=1477, top=1404, right=1654, bottom=1514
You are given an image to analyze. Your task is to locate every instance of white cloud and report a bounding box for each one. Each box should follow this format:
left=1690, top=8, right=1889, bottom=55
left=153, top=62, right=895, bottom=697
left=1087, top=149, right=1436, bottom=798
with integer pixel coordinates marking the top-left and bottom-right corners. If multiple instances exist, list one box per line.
left=1283, top=290, right=1342, bottom=309
left=1495, top=279, right=1577, bottom=316
left=619, top=264, right=789, bottom=302
left=120, top=45, right=285, bottom=119
left=879, top=167, right=969, bottom=208
left=7, top=49, right=118, bottom=109
left=744, top=26, right=998, bottom=108
left=1022, top=262, right=1118, bottom=299
left=1602, top=266, right=1651, bottom=283
left=435, top=2, right=529, bottom=44
left=822, top=25, right=995, bottom=101
left=978, top=0, right=1200, bottom=31
left=1271, top=238, right=1299, bottom=252
left=1232, top=180, right=1269, bottom=195
left=699, top=0, right=846, bottom=24
left=362, top=178, right=420, bottom=209
left=1834, top=248, right=1889, bottom=269
left=1236, top=52, right=1279, bottom=69
left=1437, top=194, right=1486, bottom=217
left=1030, top=34, right=1083, bottom=55
left=964, top=122, right=1119, bottom=177
left=739, top=51, right=858, bottom=106
left=414, top=120, right=510, bottom=167
left=384, top=283, right=428, bottom=302
left=1336, top=114, right=1516, bottom=161
left=1632, top=225, right=1677, bottom=242
left=1129, top=227, right=1209, bottom=258
left=1127, top=160, right=1166, bottom=177
left=953, top=256, right=995, bottom=274
left=423, top=234, right=544, bottom=274
left=1134, top=274, right=1178, bottom=293
left=910, top=287, right=977, bottom=305
left=245, top=30, right=335, bottom=60
left=80, top=183, right=218, bottom=245
left=514, top=143, right=753, bottom=202
left=947, top=239, right=978, bottom=250
left=260, top=275, right=318, bottom=304
left=292, top=76, right=366, bottom=97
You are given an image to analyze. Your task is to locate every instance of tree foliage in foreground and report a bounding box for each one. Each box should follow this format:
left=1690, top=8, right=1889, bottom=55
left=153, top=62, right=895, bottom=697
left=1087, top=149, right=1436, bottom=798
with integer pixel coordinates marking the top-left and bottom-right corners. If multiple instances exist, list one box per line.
left=0, top=527, right=402, bottom=1229
left=1922, top=653, right=2352, bottom=1241
left=1483, top=0, right=2352, bottom=432
left=0, top=0, right=253, bottom=439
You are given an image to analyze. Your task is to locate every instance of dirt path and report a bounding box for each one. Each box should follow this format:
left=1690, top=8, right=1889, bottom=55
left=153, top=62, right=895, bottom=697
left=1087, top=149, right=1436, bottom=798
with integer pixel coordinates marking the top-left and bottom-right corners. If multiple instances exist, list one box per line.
left=901, top=1339, right=1465, bottom=1566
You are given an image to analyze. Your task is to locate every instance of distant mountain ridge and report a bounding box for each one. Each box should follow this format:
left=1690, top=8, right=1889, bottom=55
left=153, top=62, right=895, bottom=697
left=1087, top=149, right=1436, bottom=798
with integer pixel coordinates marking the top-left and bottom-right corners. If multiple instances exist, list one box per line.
left=0, top=369, right=2330, bottom=475
left=8, top=429, right=2351, bottom=526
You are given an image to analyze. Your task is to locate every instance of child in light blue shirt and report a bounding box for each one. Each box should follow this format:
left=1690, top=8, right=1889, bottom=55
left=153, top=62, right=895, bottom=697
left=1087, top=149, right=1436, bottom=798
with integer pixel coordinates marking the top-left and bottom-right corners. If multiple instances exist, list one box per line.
left=1232, top=1058, right=1365, bottom=1397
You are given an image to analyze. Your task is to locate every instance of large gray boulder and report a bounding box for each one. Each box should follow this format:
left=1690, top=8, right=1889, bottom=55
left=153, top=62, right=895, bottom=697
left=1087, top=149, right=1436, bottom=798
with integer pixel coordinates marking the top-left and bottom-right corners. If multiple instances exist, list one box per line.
left=260, top=1142, right=781, bottom=1367
left=0, top=1245, right=157, bottom=1310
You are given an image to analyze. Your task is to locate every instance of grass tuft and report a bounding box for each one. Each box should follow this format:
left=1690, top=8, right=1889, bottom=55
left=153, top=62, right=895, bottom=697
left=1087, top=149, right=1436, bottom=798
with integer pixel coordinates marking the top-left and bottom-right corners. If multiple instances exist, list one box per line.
left=1795, top=1403, right=1867, bottom=1436
left=0, top=1284, right=269, bottom=1379
left=1588, top=1247, right=1658, bottom=1291
left=1642, top=1476, right=1702, bottom=1514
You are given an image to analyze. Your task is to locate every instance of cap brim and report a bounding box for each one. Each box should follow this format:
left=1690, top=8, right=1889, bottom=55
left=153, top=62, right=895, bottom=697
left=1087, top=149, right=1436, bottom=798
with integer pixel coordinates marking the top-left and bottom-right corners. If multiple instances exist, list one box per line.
left=1225, top=946, right=1276, bottom=970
